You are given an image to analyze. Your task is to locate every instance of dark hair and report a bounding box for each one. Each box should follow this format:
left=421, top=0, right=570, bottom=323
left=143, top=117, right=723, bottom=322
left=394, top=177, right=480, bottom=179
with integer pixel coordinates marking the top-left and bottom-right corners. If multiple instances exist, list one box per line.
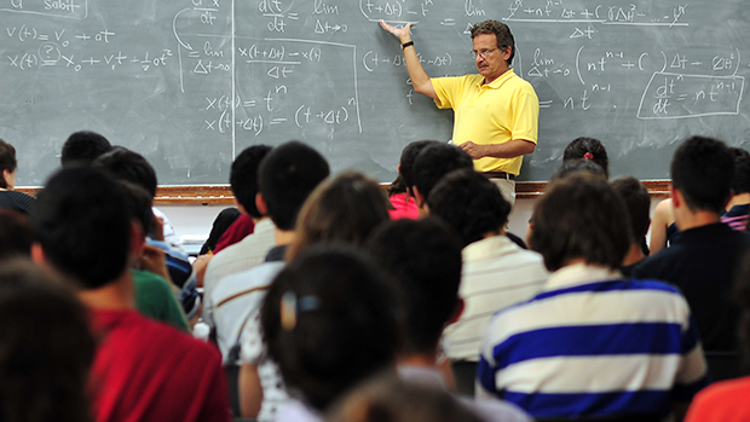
left=671, top=136, right=734, bottom=214
left=0, top=139, right=17, bottom=189
left=551, top=158, right=608, bottom=182
left=730, top=148, right=750, bottom=195
left=367, top=218, right=462, bottom=355
left=61, top=131, right=112, bottom=167
left=388, top=140, right=440, bottom=196
left=427, top=169, right=510, bottom=247
left=0, top=258, right=96, bottom=422
left=530, top=173, right=631, bottom=272
left=93, top=147, right=158, bottom=198
left=230, top=145, right=273, bottom=218
left=117, top=180, right=155, bottom=236
left=735, top=251, right=750, bottom=374
left=287, top=171, right=390, bottom=260
left=258, top=141, right=330, bottom=231
left=31, top=167, right=132, bottom=289
left=611, top=176, right=651, bottom=243
left=0, top=210, right=32, bottom=260
left=470, top=20, right=515, bottom=65
left=412, top=144, right=473, bottom=203
left=200, top=208, right=241, bottom=255
left=261, top=245, right=398, bottom=410
left=563, top=137, right=609, bottom=178
left=326, top=374, right=484, bottom=422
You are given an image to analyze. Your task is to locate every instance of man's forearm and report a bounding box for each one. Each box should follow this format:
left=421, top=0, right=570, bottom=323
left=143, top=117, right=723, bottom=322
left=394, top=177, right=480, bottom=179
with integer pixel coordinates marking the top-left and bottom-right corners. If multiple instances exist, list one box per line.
left=459, top=139, right=536, bottom=160
left=379, top=20, right=436, bottom=98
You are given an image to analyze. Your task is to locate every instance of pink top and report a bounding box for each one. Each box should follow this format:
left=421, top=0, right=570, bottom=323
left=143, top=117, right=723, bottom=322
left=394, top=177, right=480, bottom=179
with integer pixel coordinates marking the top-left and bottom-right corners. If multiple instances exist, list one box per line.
left=389, top=192, right=419, bottom=220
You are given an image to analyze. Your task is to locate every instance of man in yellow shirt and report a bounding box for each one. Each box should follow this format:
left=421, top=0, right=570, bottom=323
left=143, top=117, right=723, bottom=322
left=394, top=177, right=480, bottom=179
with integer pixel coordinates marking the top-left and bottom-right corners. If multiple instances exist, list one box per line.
left=380, top=19, right=539, bottom=204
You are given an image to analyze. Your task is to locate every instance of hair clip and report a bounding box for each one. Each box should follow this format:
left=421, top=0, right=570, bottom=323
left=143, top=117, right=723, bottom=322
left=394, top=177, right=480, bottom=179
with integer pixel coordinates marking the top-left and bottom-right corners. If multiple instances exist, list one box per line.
left=583, top=152, right=594, bottom=160
left=280, top=291, right=321, bottom=331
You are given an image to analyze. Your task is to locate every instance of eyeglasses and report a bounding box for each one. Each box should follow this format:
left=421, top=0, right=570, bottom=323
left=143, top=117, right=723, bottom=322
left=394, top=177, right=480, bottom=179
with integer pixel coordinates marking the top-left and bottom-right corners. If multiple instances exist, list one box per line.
left=470, top=48, right=498, bottom=59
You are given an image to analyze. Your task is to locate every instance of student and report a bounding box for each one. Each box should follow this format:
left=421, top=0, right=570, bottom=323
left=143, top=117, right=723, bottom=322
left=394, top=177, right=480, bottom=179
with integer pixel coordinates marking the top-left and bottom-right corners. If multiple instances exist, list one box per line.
left=60, top=130, right=112, bottom=167
left=387, top=140, right=439, bottom=220
left=0, top=209, right=32, bottom=259
left=562, top=136, right=609, bottom=178
left=410, top=143, right=473, bottom=216
left=0, top=139, right=35, bottom=215
left=261, top=245, right=399, bottom=422
left=30, top=167, right=230, bottom=422
left=479, top=173, right=709, bottom=420
left=722, top=148, right=750, bottom=231
left=367, top=218, right=533, bottom=422
left=634, top=136, right=750, bottom=352
left=201, top=145, right=274, bottom=330
left=0, top=259, right=96, bottom=422
left=650, top=197, right=678, bottom=253
left=611, top=176, right=651, bottom=275
left=426, top=169, right=548, bottom=386
left=210, top=141, right=329, bottom=420
left=286, top=170, right=391, bottom=260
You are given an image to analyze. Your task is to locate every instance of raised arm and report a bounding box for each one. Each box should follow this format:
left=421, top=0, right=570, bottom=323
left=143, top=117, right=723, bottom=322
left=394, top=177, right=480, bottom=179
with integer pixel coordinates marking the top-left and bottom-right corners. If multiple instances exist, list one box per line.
left=379, top=20, right=437, bottom=99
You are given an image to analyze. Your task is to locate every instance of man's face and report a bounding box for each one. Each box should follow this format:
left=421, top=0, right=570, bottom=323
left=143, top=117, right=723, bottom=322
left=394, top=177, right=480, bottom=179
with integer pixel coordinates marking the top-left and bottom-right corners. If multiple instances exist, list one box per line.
left=472, top=33, right=510, bottom=83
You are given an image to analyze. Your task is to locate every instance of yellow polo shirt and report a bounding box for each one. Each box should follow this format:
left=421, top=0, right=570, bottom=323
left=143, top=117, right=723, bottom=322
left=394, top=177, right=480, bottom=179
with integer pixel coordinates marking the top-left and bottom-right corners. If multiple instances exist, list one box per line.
left=432, top=69, right=539, bottom=175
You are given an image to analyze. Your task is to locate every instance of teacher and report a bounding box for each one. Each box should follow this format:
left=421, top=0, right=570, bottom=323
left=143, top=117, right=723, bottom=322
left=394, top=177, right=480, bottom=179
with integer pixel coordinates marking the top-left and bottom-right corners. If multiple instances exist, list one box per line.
left=380, top=19, right=539, bottom=205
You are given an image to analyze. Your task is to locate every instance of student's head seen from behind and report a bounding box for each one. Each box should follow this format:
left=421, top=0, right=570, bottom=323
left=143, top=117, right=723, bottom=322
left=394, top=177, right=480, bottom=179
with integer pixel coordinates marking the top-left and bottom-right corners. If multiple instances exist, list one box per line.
left=0, top=210, right=32, bottom=260
left=287, top=171, right=391, bottom=260
left=0, top=258, right=96, bottom=422
left=0, top=139, right=18, bottom=189
left=730, top=147, right=750, bottom=197
left=427, top=168, right=510, bottom=247
left=30, top=167, right=133, bottom=289
left=257, top=141, right=330, bottom=231
left=93, top=146, right=158, bottom=199
left=670, top=136, right=734, bottom=215
left=611, top=176, right=651, bottom=251
left=563, top=137, right=608, bottom=178
left=230, top=144, right=273, bottom=219
left=411, top=143, right=473, bottom=207
left=388, top=140, right=440, bottom=196
left=261, top=244, right=398, bottom=411
left=61, top=131, right=112, bottom=168
left=530, top=173, right=631, bottom=272
left=367, top=218, right=462, bottom=357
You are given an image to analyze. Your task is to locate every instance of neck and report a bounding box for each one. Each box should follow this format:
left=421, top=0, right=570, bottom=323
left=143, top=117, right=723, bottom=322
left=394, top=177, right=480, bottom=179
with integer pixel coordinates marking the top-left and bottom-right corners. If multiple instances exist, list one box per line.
left=674, top=209, right=721, bottom=231
left=252, top=215, right=267, bottom=224
left=622, top=242, right=645, bottom=267
left=77, top=270, right=135, bottom=311
left=484, top=67, right=510, bottom=85
left=274, top=228, right=296, bottom=246
left=726, top=193, right=750, bottom=210
left=397, top=350, right=439, bottom=368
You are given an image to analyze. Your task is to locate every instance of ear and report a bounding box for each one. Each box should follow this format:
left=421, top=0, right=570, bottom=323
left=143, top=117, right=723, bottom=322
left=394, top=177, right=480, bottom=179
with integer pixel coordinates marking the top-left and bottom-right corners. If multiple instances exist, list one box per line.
left=129, top=221, right=145, bottom=255
left=255, top=193, right=268, bottom=216
left=31, top=243, right=46, bottom=266
left=447, top=298, right=465, bottom=325
left=670, top=186, right=682, bottom=208
left=501, top=46, right=512, bottom=61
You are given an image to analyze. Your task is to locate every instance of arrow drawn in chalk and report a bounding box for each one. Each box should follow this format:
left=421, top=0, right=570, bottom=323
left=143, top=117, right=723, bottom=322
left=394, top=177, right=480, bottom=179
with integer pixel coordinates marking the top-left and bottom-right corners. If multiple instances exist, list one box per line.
left=173, top=8, right=193, bottom=51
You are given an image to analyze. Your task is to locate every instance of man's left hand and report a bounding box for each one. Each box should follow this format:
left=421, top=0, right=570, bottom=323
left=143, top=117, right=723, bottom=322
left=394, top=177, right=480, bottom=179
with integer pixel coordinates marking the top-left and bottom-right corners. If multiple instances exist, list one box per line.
left=458, top=141, right=485, bottom=159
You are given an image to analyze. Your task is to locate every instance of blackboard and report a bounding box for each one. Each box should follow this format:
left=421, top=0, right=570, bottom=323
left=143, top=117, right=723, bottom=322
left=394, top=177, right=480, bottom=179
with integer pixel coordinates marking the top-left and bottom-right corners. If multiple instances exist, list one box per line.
left=2, top=0, right=750, bottom=186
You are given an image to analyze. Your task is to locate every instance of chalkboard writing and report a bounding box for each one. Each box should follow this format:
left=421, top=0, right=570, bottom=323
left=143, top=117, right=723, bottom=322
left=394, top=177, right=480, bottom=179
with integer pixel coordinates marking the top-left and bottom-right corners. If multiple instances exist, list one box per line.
left=2, top=0, right=749, bottom=186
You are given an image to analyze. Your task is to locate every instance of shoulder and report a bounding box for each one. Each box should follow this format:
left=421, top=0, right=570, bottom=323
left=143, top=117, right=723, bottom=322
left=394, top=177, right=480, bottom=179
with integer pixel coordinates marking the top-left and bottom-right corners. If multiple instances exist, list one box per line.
left=211, top=262, right=284, bottom=302
left=686, top=376, right=750, bottom=420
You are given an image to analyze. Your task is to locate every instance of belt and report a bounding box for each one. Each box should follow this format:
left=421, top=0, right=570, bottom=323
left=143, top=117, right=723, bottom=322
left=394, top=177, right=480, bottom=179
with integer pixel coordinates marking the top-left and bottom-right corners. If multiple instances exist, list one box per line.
left=484, top=171, right=516, bottom=180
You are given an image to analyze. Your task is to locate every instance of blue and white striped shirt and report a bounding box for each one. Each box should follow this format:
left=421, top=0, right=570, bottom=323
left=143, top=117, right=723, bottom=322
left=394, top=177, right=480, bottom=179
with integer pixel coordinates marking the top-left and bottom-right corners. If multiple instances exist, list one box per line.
left=477, top=264, right=710, bottom=419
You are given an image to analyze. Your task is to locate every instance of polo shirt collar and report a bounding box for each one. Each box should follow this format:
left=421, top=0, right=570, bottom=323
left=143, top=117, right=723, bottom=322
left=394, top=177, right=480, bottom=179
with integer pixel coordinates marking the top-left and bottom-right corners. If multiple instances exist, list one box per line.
left=463, top=234, right=519, bottom=261
left=544, top=262, right=621, bottom=291
left=478, top=68, right=516, bottom=89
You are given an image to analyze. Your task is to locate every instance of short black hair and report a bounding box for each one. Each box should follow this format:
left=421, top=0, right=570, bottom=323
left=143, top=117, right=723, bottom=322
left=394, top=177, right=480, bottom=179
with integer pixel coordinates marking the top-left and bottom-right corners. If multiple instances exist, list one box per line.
left=412, top=144, right=473, bottom=203
left=93, top=147, right=158, bottom=198
left=0, top=258, right=96, bottom=422
left=388, top=140, right=440, bottom=196
left=261, top=244, right=398, bottom=410
left=551, top=159, right=608, bottom=182
left=730, top=148, right=750, bottom=195
left=367, top=218, right=462, bottom=355
left=117, top=180, right=155, bottom=236
left=611, top=176, right=651, bottom=244
left=671, top=136, right=734, bottom=214
left=530, top=173, right=631, bottom=272
left=61, top=131, right=112, bottom=167
left=470, top=20, right=515, bottom=65
left=427, top=169, right=510, bottom=247
left=0, top=139, right=17, bottom=189
left=257, top=141, right=330, bottom=231
left=563, top=137, right=609, bottom=177
left=230, top=145, right=272, bottom=218
left=31, top=167, right=132, bottom=289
